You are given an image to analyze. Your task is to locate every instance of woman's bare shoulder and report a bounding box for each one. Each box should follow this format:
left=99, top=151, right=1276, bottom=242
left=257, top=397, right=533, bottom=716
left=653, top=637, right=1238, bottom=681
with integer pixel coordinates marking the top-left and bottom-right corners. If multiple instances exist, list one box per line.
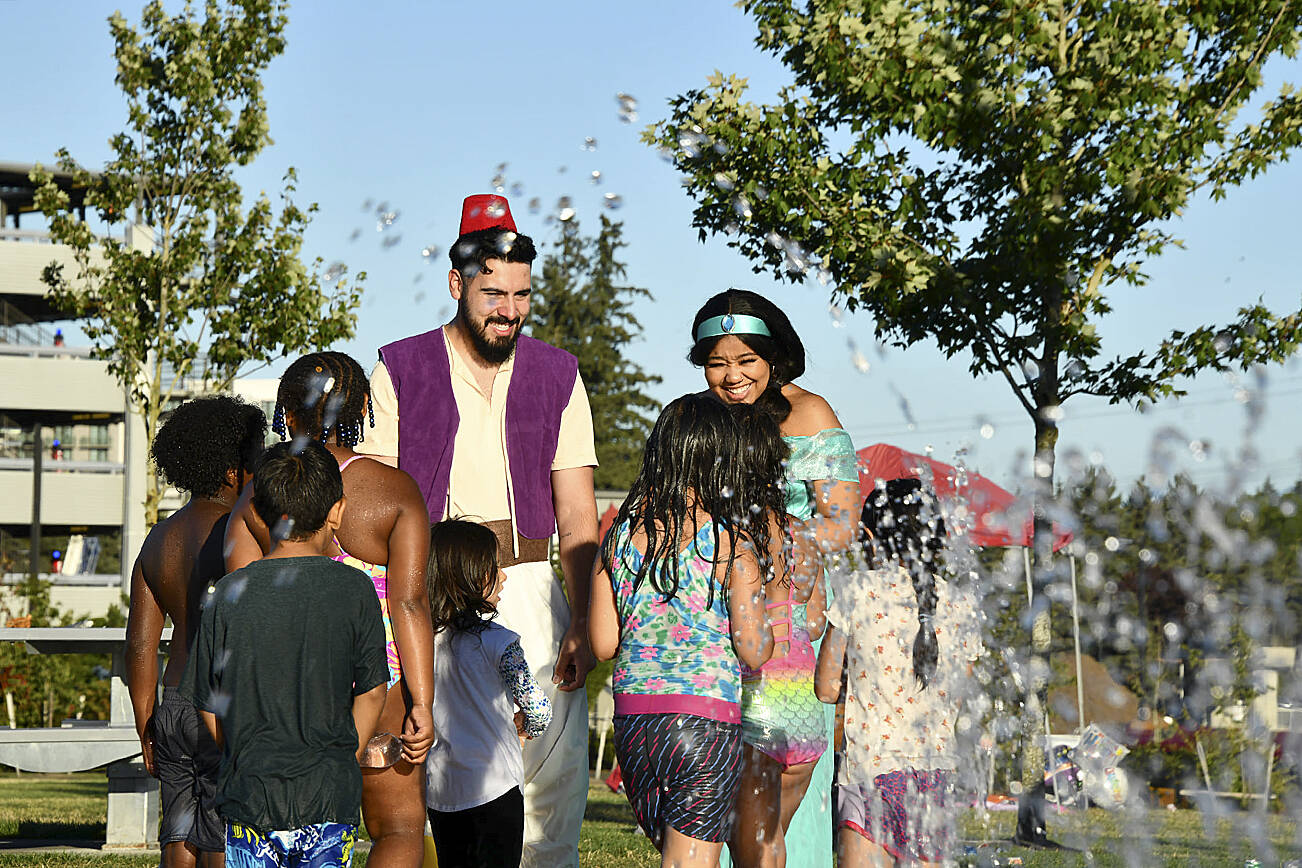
left=781, top=386, right=842, bottom=436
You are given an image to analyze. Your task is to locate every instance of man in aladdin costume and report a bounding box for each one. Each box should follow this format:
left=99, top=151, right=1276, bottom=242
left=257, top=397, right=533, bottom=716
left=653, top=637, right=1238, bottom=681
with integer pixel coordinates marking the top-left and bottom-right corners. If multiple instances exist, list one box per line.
left=359, top=194, right=598, bottom=867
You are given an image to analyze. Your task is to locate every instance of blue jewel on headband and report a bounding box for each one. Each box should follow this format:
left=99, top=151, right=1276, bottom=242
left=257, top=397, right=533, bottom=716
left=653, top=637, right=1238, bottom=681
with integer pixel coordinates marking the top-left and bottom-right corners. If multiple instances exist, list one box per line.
left=695, top=313, right=772, bottom=342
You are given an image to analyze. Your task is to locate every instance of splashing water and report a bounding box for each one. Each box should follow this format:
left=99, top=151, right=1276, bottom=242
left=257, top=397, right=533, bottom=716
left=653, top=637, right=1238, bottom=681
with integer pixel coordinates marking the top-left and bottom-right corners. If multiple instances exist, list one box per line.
left=616, top=92, right=638, bottom=123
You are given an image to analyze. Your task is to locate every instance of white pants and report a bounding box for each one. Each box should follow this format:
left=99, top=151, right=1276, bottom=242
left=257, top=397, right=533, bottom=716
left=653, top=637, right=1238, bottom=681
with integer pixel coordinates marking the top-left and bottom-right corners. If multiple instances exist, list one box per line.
left=497, top=560, right=588, bottom=868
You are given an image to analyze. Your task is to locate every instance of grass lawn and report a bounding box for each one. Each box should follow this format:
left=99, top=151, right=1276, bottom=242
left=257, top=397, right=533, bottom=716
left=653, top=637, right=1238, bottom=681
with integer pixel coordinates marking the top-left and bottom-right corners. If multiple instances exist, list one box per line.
left=1, top=772, right=1298, bottom=866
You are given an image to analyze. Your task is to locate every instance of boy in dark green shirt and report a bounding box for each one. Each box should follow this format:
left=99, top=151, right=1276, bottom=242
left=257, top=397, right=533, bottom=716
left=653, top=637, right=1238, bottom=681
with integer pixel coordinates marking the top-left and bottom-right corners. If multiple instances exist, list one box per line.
left=182, top=440, right=388, bottom=868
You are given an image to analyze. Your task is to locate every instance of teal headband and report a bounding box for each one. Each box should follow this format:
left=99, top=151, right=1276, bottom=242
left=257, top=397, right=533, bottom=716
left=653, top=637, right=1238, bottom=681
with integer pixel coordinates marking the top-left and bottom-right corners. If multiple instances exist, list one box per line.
left=694, top=313, right=772, bottom=342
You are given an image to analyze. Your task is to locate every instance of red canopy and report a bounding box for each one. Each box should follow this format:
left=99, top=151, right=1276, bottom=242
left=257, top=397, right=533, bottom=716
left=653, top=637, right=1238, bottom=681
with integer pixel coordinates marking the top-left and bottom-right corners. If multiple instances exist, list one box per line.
left=856, top=442, right=1073, bottom=551
left=598, top=503, right=619, bottom=545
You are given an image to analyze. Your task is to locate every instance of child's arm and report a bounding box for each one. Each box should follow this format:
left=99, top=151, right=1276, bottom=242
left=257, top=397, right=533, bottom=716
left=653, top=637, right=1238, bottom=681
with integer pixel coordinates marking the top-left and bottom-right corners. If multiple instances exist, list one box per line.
left=587, top=558, right=620, bottom=662
left=351, top=683, right=387, bottom=761
left=804, top=562, right=827, bottom=641
left=223, top=485, right=269, bottom=572
left=726, top=536, right=774, bottom=670
left=814, top=624, right=848, bottom=703
left=198, top=710, right=224, bottom=749
left=498, top=640, right=552, bottom=739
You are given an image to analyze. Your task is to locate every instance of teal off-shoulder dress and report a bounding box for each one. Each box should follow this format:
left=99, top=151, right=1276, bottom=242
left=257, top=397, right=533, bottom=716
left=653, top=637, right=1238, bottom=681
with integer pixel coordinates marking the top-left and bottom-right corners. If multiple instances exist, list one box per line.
left=724, top=428, right=860, bottom=867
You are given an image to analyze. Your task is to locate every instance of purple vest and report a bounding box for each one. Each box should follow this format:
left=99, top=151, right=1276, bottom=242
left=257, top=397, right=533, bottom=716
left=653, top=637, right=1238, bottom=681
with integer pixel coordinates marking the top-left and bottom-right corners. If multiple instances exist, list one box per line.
left=378, top=328, right=579, bottom=538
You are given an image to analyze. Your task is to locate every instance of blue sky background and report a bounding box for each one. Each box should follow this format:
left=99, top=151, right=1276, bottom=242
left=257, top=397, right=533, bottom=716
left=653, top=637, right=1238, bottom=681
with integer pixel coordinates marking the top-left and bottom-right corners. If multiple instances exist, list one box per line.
left=4, top=0, right=1300, bottom=496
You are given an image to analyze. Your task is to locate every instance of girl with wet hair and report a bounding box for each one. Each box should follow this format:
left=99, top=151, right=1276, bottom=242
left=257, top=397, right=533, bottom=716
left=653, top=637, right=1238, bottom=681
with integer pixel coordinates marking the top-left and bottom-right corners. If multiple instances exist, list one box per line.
left=815, top=478, right=982, bottom=868
left=225, top=351, right=436, bottom=867
left=588, top=394, right=775, bottom=868
left=690, top=289, right=861, bottom=866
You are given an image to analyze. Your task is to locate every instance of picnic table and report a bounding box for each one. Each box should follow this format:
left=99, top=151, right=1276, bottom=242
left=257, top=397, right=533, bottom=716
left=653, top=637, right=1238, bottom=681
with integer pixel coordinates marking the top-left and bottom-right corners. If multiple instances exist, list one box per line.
left=0, top=626, right=172, bottom=850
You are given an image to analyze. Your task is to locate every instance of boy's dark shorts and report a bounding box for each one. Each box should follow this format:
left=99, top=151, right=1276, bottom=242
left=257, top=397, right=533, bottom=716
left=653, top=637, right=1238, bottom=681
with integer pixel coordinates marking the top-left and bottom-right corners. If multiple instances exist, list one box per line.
left=153, top=687, right=223, bottom=852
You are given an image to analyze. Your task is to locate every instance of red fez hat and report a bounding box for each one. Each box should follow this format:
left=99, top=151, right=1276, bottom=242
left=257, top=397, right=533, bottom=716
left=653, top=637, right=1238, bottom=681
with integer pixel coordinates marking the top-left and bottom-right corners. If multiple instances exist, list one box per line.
left=459, top=194, right=517, bottom=236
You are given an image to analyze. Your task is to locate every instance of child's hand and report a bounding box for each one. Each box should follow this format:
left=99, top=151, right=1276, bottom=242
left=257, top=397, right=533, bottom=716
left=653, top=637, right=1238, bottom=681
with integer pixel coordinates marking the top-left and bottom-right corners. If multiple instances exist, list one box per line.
left=514, top=710, right=532, bottom=739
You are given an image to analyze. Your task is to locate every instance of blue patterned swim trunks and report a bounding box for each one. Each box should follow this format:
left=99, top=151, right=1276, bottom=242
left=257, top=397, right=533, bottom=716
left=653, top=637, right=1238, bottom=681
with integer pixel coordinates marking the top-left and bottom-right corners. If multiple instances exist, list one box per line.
left=225, top=821, right=357, bottom=868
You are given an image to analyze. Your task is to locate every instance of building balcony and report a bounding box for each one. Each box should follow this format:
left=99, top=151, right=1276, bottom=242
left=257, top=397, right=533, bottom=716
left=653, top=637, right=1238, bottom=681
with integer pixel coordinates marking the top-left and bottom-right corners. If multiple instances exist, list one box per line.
left=0, top=344, right=125, bottom=416
left=0, top=228, right=105, bottom=322
left=0, top=458, right=125, bottom=526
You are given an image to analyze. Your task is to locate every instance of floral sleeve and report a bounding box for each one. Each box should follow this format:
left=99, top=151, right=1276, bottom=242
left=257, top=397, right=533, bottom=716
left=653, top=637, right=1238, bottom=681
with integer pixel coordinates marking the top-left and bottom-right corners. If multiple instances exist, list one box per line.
left=498, top=640, right=552, bottom=738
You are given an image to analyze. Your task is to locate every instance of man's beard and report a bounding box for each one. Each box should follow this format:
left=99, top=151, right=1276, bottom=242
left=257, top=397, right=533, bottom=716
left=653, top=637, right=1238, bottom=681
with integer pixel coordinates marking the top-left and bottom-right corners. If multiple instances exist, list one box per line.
left=460, top=299, right=521, bottom=365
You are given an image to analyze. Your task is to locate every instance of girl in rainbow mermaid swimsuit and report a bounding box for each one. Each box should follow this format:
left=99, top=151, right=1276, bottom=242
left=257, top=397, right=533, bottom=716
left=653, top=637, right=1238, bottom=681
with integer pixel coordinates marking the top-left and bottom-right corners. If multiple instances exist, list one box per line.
left=691, top=289, right=862, bottom=868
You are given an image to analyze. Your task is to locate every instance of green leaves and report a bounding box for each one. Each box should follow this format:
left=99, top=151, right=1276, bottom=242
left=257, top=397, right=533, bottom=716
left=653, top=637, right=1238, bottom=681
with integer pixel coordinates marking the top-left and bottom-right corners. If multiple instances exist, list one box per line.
left=33, top=0, right=360, bottom=525
left=528, top=217, right=662, bottom=489
left=652, top=0, right=1302, bottom=479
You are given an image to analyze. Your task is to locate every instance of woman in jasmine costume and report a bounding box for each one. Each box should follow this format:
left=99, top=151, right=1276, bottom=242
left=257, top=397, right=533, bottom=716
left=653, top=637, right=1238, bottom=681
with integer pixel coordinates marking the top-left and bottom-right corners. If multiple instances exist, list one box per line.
left=690, top=289, right=861, bottom=868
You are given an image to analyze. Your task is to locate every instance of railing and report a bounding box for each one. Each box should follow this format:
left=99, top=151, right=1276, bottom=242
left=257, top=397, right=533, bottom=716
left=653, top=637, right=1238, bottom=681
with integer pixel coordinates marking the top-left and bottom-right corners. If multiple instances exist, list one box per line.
left=0, top=342, right=92, bottom=358
left=0, top=299, right=59, bottom=347
left=0, top=457, right=123, bottom=473
left=0, top=228, right=58, bottom=244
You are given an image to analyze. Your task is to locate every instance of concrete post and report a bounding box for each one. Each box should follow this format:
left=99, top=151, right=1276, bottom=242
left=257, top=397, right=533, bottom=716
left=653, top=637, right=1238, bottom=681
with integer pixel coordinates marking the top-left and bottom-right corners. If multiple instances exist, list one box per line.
left=120, top=397, right=147, bottom=595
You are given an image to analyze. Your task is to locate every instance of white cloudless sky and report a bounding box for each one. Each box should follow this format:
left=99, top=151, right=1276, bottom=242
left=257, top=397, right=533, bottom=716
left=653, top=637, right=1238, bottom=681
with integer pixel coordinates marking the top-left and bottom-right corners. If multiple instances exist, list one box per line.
left=4, top=0, right=1299, bottom=496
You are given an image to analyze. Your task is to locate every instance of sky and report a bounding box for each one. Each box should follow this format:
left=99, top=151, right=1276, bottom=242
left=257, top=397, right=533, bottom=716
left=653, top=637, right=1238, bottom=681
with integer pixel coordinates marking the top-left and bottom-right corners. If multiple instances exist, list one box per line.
left=3, top=0, right=1300, bottom=497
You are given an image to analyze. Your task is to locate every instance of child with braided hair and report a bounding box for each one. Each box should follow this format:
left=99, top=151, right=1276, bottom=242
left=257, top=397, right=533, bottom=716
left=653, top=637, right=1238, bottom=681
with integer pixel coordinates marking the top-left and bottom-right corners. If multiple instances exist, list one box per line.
left=224, top=352, right=436, bottom=867
left=815, top=478, right=982, bottom=868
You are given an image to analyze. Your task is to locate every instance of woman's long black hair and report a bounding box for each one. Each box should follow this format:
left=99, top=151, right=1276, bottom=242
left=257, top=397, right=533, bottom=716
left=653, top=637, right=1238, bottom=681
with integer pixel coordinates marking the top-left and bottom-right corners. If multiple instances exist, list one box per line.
left=600, top=393, right=772, bottom=604
left=730, top=402, right=790, bottom=585
left=688, top=289, right=806, bottom=423
left=861, top=477, right=946, bottom=688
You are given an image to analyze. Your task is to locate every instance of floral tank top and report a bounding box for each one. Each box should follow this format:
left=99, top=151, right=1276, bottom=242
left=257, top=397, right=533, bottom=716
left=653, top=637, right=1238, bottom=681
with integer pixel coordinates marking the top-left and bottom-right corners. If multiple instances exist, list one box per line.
left=609, top=518, right=741, bottom=724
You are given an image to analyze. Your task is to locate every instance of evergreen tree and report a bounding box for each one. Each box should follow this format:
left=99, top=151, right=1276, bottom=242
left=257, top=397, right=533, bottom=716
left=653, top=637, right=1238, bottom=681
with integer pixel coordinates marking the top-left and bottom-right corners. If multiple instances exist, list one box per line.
left=529, top=216, right=661, bottom=490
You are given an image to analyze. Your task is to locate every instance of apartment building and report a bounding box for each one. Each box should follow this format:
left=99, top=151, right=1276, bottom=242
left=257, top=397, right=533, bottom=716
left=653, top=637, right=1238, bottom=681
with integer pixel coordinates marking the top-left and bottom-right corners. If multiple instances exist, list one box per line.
left=0, top=161, right=147, bottom=619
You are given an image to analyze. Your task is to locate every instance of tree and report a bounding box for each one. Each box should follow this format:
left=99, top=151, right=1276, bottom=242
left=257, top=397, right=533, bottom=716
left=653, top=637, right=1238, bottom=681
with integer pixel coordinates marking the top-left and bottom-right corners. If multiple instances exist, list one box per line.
left=32, top=0, right=362, bottom=526
left=649, top=5, right=1302, bottom=829
left=528, top=216, right=661, bottom=490
left=646, top=0, right=1302, bottom=490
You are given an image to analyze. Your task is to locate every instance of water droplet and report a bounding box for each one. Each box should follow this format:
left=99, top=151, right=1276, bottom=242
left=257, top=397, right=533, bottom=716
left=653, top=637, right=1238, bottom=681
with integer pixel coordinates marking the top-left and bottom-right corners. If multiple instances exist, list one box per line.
left=491, top=172, right=506, bottom=193
left=414, top=290, right=427, bottom=304
left=412, top=273, right=423, bottom=284
left=486, top=199, right=507, bottom=219
left=348, top=228, right=362, bottom=242
left=376, top=210, right=399, bottom=232
left=421, top=244, right=440, bottom=261
left=980, top=422, right=995, bottom=439
left=361, top=198, right=374, bottom=211
left=510, top=182, right=525, bottom=198
left=381, top=233, right=403, bottom=249
left=590, top=170, right=602, bottom=185
left=721, top=486, right=734, bottom=498
left=616, top=92, right=639, bottom=123
left=528, top=197, right=542, bottom=214
left=322, top=261, right=346, bottom=282
left=581, top=137, right=598, bottom=152
left=828, top=304, right=845, bottom=327
left=848, top=339, right=870, bottom=374
left=602, top=193, right=623, bottom=210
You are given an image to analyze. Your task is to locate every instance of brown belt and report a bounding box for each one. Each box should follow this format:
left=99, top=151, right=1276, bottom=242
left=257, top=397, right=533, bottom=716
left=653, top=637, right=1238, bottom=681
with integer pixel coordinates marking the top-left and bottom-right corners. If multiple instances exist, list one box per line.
left=482, top=519, right=550, bottom=568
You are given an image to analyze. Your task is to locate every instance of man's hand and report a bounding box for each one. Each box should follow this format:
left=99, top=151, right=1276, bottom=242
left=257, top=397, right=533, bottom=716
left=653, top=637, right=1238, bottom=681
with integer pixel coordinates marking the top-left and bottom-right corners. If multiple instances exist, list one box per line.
left=401, top=702, right=436, bottom=764
left=139, top=714, right=157, bottom=777
left=552, top=621, right=596, bottom=693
